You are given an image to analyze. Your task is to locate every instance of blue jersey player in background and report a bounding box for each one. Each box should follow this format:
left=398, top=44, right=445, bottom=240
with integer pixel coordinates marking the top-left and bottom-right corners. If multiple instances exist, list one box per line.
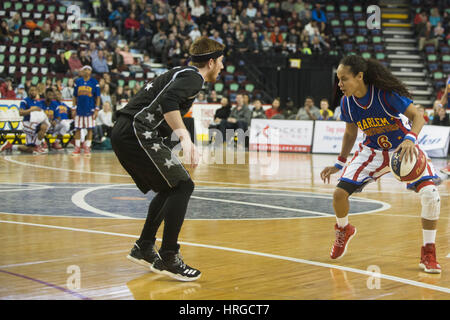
left=320, top=55, right=442, bottom=273
left=1, top=86, right=49, bottom=154
left=72, top=65, right=100, bottom=156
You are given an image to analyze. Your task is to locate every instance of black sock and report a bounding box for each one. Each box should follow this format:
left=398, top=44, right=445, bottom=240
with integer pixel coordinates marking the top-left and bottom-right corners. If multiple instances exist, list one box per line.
left=137, top=191, right=169, bottom=250
left=137, top=179, right=195, bottom=253
left=160, top=179, right=195, bottom=252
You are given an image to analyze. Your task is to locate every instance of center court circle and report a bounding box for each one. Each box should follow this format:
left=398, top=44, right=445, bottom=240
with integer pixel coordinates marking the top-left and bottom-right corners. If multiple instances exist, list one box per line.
left=0, top=183, right=389, bottom=219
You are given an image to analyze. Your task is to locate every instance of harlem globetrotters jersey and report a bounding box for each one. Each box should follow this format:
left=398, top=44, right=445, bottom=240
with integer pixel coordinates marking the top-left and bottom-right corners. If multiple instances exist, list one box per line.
left=73, top=77, right=100, bottom=116
left=117, top=66, right=204, bottom=138
left=340, top=84, right=414, bottom=151
left=19, top=97, right=43, bottom=122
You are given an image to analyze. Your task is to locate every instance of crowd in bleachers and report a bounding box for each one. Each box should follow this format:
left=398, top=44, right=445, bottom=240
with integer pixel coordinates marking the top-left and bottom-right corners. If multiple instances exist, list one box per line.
left=411, top=1, right=450, bottom=91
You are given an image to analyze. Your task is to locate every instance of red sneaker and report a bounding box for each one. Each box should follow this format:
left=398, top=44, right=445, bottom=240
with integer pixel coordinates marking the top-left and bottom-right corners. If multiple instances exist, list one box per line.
left=52, top=141, right=63, bottom=150
left=440, top=164, right=450, bottom=175
left=72, top=146, right=81, bottom=156
left=419, top=243, right=441, bottom=274
left=33, top=145, right=47, bottom=154
left=330, top=223, right=356, bottom=260
left=0, top=141, right=13, bottom=153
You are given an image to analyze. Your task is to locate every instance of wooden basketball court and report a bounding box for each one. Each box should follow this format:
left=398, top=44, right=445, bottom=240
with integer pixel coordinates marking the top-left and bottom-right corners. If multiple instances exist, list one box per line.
left=0, top=149, right=449, bottom=300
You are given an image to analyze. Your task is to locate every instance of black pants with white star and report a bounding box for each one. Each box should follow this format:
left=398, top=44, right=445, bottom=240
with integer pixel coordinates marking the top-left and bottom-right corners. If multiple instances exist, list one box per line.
left=111, top=115, right=194, bottom=252
left=111, top=115, right=191, bottom=193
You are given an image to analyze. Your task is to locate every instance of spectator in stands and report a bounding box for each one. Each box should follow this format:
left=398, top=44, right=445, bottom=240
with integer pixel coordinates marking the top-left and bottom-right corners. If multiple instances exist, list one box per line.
left=294, top=0, right=307, bottom=20
left=414, top=10, right=427, bottom=33
left=270, top=26, right=284, bottom=47
left=429, top=7, right=441, bottom=27
left=62, top=78, right=75, bottom=100
left=418, top=21, right=438, bottom=51
left=209, top=30, right=224, bottom=45
left=44, top=13, right=59, bottom=32
left=239, top=8, right=251, bottom=28
left=15, top=84, right=27, bottom=99
left=7, top=13, right=21, bottom=35
left=39, top=23, right=52, bottom=46
left=106, top=27, right=120, bottom=50
left=124, top=12, right=141, bottom=42
left=245, top=2, right=257, bottom=19
left=0, top=78, right=17, bottom=99
left=283, top=98, right=297, bottom=119
left=434, top=22, right=445, bottom=41
left=53, top=52, right=70, bottom=74
left=248, top=31, right=261, bottom=53
left=301, top=41, right=312, bottom=55
left=62, top=25, right=75, bottom=42
left=69, top=51, right=83, bottom=75
left=94, top=101, right=114, bottom=142
left=260, top=31, right=273, bottom=52
left=194, top=91, right=207, bottom=103
left=100, top=84, right=112, bottom=106
left=235, top=33, right=249, bottom=53
left=265, top=98, right=283, bottom=119
left=0, top=19, right=12, bottom=43
left=429, top=100, right=442, bottom=122
left=311, top=4, right=327, bottom=33
left=218, top=94, right=252, bottom=144
left=109, top=5, right=126, bottom=35
left=190, top=0, right=205, bottom=23
left=92, top=50, right=109, bottom=74
left=333, top=105, right=342, bottom=121
left=51, top=25, right=64, bottom=43
left=251, top=99, right=266, bottom=119
left=112, top=46, right=125, bottom=71
left=114, top=86, right=128, bottom=107
left=209, top=96, right=232, bottom=139
left=296, top=96, right=321, bottom=120
left=120, top=45, right=135, bottom=66
left=416, top=104, right=430, bottom=123
left=151, top=30, right=168, bottom=61
left=318, top=98, right=334, bottom=120
left=36, top=83, right=46, bottom=99
left=432, top=106, right=450, bottom=126
left=189, top=25, right=202, bottom=42
left=77, top=26, right=92, bottom=47
left=79, top=49, right=92, bottom=68
left=207, top=90, right=220, bottom=103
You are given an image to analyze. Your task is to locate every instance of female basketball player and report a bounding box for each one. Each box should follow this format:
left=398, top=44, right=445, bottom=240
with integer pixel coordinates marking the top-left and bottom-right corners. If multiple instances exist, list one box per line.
left=111, top=37, right=224, bottom=281
left=320, top=55, right=442, bottom=273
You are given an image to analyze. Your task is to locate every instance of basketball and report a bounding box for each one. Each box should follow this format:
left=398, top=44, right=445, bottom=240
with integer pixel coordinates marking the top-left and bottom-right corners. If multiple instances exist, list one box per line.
left=389, top=146, right=427, bottom=183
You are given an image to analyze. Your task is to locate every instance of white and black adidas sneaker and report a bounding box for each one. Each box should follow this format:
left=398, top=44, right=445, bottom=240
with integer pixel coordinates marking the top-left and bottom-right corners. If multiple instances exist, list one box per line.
left=127, top=243, right=161, bottom=268
left=150, top=250, right=201, bottom=281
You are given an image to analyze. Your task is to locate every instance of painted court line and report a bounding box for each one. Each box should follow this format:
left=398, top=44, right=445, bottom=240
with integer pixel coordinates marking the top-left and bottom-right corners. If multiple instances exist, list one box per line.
left=0, top=269, right=91, bottom=300
left=1, top=219, right=449, bottom=296
left=5, top=157, right=448, bottom=196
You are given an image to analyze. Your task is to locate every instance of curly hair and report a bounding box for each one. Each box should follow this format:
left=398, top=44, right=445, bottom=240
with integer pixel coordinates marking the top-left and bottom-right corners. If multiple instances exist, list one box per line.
left=340, top=55, right=412, bottom=98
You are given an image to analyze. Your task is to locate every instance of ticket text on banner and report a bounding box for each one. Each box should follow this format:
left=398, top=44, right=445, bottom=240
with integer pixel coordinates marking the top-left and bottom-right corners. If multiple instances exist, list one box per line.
left=249, top=119, right=314, bottom=152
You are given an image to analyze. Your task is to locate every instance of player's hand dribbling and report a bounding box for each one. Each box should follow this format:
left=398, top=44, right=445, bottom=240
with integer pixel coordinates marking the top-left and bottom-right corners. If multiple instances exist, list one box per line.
left=394, top=139, right=417, bottom=162
left=320, top=166, right=340, bottom=184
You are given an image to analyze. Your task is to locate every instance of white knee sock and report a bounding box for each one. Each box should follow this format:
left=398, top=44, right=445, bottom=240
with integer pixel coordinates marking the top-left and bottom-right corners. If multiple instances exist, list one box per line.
left=336, top=216, right=348, bottom=228
left=422, top=229, right=436, bottom=246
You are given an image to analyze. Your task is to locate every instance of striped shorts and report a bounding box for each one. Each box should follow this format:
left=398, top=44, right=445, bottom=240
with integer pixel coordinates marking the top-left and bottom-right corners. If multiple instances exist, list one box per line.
left=339, top=143, right=438, bottom=190
left=74, top=115, right=95, bottom=129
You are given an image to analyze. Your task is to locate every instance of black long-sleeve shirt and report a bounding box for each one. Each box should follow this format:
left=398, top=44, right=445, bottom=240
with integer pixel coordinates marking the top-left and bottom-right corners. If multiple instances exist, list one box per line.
left=117, top=66, right=204, bottom=137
